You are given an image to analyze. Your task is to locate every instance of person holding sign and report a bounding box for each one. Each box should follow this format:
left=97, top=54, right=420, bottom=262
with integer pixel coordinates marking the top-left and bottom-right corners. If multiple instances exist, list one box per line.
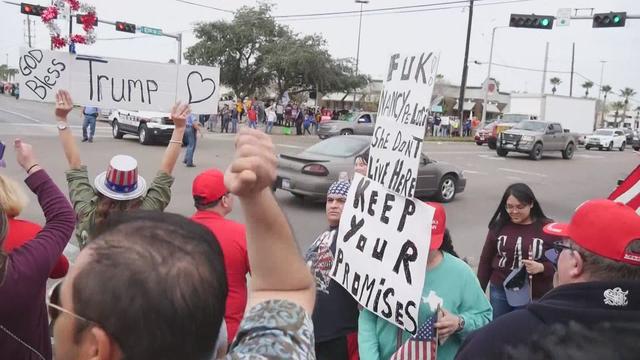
left=358, top=203, right=491, bottom=360
left=305, top=180, right=360, bottom=360
left=54, top=90, right=185, bottom=248
left=477, top=183, right=555, bottom=319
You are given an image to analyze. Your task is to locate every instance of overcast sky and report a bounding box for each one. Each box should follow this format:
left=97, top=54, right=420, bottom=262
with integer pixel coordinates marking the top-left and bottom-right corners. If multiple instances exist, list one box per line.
left=1, top=0, right=638, bottom=105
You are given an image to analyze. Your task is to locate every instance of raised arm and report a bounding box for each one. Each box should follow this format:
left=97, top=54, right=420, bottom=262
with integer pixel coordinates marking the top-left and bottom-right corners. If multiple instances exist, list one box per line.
left=55, top=90, right=82, bottom=169
left=225, top=129, right=315, bottom=314
left=158, top=103, right=188, bottom=175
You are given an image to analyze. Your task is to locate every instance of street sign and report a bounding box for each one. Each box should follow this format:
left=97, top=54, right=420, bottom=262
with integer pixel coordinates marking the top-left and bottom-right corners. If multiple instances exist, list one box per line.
left=139, top=26, right=163, bottom=36
left=557, top=8, right=571, bottom=27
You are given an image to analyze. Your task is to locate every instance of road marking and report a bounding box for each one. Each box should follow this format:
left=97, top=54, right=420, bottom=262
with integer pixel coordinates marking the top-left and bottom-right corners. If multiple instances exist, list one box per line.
left=506, top=176, right=524, bottom=181
left=0, top=108, right=42, bottom=123
left=277, top=144, right=303, bottom=149
left=462, top=170, right=488, bottom=175
left=575, top=154, right=605, bottom=159
left=478, top=154, right=506, bottom=161
left=498, top=168, right=548, bottom=178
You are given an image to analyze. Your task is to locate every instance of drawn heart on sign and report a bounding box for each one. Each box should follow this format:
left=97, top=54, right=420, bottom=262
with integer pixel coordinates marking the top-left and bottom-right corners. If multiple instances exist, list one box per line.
left=187, top=71, right=216, bottom=104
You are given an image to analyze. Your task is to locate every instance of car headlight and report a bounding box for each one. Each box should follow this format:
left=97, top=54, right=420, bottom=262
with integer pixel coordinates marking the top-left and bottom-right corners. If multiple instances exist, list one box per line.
left=521, top=135, right=534, bottom=142
left=150, top=118, right=162, bottom=124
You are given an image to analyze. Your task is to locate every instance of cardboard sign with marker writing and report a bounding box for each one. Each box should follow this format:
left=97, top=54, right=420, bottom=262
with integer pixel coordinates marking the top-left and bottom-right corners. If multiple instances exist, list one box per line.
left=368, top=52, right=440, bottom=197
left=18, top=48, right=220, bottom=113
left=331, top=173, right=435, bottom=334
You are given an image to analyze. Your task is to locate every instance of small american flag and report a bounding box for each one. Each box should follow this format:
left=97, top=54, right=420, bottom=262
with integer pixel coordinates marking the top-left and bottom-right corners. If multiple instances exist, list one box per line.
left=609, top=165, right=640, bottom=215
left=390, top=313, right=438, bottom=360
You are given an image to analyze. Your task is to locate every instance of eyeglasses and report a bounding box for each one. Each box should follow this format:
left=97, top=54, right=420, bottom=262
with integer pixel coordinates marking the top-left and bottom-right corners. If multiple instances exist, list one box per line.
left=505, top=204, right=530, bottom=212
left=546, top=241, right=579, bottom=270
left=47, top=281, right=95, bottom=327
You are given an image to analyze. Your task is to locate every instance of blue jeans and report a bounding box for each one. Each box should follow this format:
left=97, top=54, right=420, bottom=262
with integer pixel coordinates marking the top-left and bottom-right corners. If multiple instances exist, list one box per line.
left=489, top=283, right=522, bottom=320
left=265, top=121, right=274, bottom=134
left=248, top=121, right=257, bottom=129
left=183, top=127, right=197, bottom=166
left=231, top=118, right=238, bottom=133
left=82, top=115, right=97, bottom=140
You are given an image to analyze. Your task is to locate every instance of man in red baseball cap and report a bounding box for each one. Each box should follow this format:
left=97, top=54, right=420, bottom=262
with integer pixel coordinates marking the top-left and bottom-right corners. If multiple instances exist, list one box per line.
left=190, top=168, right=249, bottom=345
left=457, top=199, right=640, bottom=360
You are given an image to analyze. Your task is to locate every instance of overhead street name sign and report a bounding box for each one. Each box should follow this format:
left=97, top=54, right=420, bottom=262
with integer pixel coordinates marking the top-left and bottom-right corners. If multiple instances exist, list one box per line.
left=139, top=26, right=163, bottom=36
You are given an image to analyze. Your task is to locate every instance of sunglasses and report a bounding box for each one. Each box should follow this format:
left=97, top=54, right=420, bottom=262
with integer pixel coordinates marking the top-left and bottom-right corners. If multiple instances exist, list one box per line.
left=47, top=281, right=94, bottom=327
left=545, top=241, right=579, bottom=270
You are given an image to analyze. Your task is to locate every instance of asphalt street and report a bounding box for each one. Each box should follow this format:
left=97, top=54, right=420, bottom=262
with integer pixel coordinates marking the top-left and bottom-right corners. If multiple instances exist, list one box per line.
left=1, top=95, right=638, bottom=267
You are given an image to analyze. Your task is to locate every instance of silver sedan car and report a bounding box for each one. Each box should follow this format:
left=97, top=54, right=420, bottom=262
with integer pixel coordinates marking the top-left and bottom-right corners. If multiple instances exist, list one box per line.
left=275, top=136, right=466, bottom=202
left=317, top=112, right=377, bottom=138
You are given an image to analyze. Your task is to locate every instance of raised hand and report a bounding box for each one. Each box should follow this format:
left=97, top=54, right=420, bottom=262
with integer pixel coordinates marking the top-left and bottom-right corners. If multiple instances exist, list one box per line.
left=14, top=139, right=38, bottom=172
left=170, top=102, right=190, bottom=130
left=55, top=90, right=74, bottom=120
left=225, top=129, right=277, bottom=198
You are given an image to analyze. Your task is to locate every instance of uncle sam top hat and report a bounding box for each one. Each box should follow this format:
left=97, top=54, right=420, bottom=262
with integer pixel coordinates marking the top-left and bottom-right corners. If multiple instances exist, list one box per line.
left=94, top=155, right=147, bottom=201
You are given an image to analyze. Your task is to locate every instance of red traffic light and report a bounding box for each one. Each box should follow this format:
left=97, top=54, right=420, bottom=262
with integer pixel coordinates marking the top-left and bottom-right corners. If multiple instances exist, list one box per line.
left=20, top=2, right=45, bottom=16
left=115, top=21, right=136, bottom=33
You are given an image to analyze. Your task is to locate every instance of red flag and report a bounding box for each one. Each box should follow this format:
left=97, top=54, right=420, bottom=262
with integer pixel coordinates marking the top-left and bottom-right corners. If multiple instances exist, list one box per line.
left=608, top=165, right=640, bottom=214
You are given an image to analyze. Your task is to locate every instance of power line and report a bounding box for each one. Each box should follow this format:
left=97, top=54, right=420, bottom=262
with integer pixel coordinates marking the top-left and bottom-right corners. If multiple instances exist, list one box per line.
left=273, top=0, right=470, bottom=18
left=175, top=0, right=233, bottom=13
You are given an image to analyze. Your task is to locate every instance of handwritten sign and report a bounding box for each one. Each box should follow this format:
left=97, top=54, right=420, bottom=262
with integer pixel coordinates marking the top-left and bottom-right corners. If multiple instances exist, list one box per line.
left=368, top=52, right=439, bottom=197
left=331, top=173, right=435, bottom=334
left=18, top=48, right=220, bottom=113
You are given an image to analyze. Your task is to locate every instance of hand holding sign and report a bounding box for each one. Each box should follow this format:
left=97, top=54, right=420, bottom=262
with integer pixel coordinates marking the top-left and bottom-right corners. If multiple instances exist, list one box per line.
left=434, top=307, right=460, bottom=343
left=225, top=129, right=277, bottom=198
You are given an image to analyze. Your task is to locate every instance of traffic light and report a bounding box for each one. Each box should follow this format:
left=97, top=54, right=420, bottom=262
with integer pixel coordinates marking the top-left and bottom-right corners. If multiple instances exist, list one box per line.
left=20, top=3, right=45, bottom=16
left=115, top=21, right=136, bottom=33
left=509, top=14, right=554, bottom=30
left=593, top=12, right=626, bottom=28
left=76, top=14, right=98, bottom=26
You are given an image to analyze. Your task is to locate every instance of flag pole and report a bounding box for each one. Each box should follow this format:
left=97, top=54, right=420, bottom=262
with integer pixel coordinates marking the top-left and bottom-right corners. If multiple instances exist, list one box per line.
left=528, top=244, right=533, bottom=302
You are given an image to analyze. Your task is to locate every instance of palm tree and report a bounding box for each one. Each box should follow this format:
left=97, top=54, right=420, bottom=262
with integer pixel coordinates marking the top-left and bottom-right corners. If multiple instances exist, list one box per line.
left=619, top=87, right=637, bottom=125
left=550, top=77, right=562, bottom=95
left=582, top=81, right=594, bottom=97
left=610, top=101, right=625, bottom=126
left=600, top=85, right=612, bottom=125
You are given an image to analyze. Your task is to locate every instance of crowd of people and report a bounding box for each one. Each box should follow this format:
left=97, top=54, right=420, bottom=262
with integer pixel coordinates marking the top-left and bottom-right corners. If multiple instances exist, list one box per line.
left=0, top=89, right=638, bottom=360
left=428, top=115, right=480, bottom=138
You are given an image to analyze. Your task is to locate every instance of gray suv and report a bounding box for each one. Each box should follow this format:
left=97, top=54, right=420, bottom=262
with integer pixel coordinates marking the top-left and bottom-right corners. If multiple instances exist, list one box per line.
left=317, top=112, right=377, bottom=139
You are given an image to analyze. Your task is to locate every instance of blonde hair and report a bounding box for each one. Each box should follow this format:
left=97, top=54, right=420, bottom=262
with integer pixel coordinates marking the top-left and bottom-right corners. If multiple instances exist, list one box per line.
left=0, top=174, right=28, bottom=217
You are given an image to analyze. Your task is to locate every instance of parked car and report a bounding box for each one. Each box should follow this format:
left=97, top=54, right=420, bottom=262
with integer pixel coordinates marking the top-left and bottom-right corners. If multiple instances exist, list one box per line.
left=585, top=128, right=627, bottom=151
left=496, top=120, right=577, bottom=160
left=474, top=123, right=495, bottom=145
left=109, top=109, right=174, bottom=145
left=633, top=131, right=639, bottom=151
left=487, top=114, right=532, bottom=149
left=622, top=127, right=634, bottom=143
left=317, top=112, right=377, bottom=139
left=275, top=135, right=467, bottom=202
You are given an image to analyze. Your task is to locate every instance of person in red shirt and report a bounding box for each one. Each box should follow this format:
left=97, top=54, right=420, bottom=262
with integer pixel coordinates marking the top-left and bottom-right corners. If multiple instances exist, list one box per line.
left=0, top=174, right=69, bottom=279
left=247, top=106, right=258, bottom=129
left=190, top=168, right=249, bottom=344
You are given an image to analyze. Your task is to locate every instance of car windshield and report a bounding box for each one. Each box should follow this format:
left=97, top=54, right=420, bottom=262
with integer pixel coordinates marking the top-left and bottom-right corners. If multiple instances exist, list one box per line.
left=513, top=121, right=547, bottom=131
left=339, top=113, right=356, bottom=122
left=595, top=129, right=614, bottom=136
left=305, top=137, right=368, bottom=157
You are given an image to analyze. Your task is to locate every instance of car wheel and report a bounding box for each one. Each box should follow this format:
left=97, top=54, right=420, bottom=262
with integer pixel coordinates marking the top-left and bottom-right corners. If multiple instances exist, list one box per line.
left=476, top=141, right=483, bottom=146
left=585, top=145, right=591, bottom=150
left=607, top=142, right=613, bottom=151
left=139, top=124, right=152, bottom=145
left=496, top=149, right=508, bottom=157
left=619, top=142, right=626, bottom=152
left=530, top=143, right=543, bottom=161
left=436, top=174, right=457, bottom=203
left=562, top=143, right=575, bottom=159
left=340, top=129, right=354, bottom=136
left=112, top=120, right=124, bottom=139
left=488, top=140, right=497, bottom=150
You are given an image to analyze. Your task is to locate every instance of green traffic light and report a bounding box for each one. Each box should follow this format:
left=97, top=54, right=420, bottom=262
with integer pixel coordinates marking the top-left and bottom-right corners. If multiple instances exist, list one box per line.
left=540, top=18, right=550, bottom=26
left=613, top=15, right=621, bottom=23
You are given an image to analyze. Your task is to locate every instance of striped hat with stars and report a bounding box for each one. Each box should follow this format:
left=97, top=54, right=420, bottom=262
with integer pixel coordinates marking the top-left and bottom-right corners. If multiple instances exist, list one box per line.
left=327, top=180, right=350, bottom=198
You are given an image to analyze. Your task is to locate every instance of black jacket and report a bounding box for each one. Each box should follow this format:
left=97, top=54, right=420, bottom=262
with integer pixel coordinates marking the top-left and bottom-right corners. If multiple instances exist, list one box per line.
left=456, top=280, right=640, bottom=359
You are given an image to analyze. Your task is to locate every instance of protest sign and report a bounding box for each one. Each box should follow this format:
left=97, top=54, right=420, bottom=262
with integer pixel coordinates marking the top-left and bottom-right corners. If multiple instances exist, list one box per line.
left=331, top=173, right=435, bottom=334
left=368, top=52, right=440, bottom=197
left=18, top=48, right=220, bottom=113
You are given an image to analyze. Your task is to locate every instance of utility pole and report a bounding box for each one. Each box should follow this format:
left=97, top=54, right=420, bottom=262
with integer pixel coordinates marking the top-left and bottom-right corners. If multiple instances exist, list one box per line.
left=26, top=16, right=32, bottom=47
left=457, top=0, right=474, bottom=125
left=353, top=0, right=369, bottom=110
left=598, top=60, right=607, bottom=128
left=540, top=42, right=549, bottom=120
left=569, top=43, right=575, bottom=97
left=481, top=26, right=506, bottom=124
left=177, top=33, right=183, bottom=64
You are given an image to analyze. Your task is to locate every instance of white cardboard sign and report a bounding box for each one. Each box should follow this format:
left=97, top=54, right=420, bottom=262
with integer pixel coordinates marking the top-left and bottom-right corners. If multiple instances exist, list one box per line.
left=368, top=52, right=440, bottom=197
left=18, top=48, right=220, bottom=113
left=331, top=173, right=435, bottom=334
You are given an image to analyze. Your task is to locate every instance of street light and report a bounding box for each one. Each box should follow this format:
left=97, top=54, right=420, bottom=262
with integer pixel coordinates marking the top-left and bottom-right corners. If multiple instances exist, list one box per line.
left=481, top=26, right=507, bottom=125
left=353, top=0, right=369, bottom=109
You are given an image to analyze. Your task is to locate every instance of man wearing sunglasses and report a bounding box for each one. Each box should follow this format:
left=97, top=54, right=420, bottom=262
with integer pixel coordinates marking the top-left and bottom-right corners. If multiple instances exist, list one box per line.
left=50, top=129, right=316, bottom=360
left=456, top=199, right=640, bottom=359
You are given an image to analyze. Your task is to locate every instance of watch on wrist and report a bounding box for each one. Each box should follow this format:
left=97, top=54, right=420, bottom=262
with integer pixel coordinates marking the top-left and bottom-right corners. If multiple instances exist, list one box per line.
left=456, top=316, right=465, bottom=332
left=57, top=121, right=68, bottom=130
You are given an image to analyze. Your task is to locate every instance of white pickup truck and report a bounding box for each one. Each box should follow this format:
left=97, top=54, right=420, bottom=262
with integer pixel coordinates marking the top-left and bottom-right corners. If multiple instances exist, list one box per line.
left=109, top=110, right=173, bottom=145
left=585, top=128, right=627, bottom=151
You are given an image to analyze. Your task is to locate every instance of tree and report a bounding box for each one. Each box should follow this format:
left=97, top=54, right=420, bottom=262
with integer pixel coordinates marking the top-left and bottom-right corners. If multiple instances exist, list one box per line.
left=582, top=81, right=594, bottom=97
left=185, top=4, right=279, bottom=99
left=610, top=101, right=625, bottom=125
left=619, top=87, right=637, bottom=125
left=600, top=85, right=612, bottom=124
left=550, top=77, right=562, bottom=95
